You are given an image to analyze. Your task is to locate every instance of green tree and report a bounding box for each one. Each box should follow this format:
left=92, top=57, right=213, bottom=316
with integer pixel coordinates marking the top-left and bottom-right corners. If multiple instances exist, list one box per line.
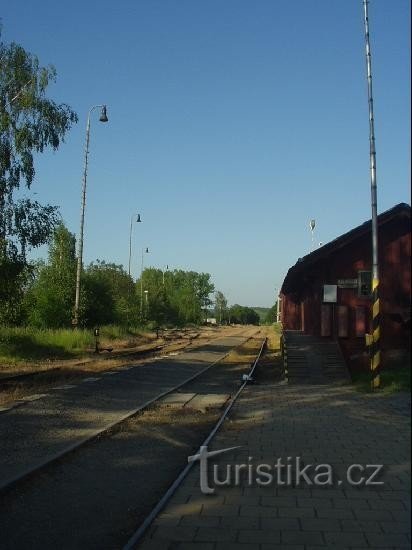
left=83, top=261, right=135, bottom=326
left=214, top=290, right=228, bottom=324
left=137, top=268, right=215, bottom=326
left=0, top=31, right=77, bottom=309
left=229, top=304, right=260, bottom=325
left=264, top=303, right=278, bottom=324
left=27, top=224, right=76, bottom=328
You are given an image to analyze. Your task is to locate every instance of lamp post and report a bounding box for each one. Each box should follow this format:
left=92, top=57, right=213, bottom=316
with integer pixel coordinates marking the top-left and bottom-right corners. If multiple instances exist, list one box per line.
left=73, top=104, right=108, bottom=327
left=140, top=247, right=149, bottom=321
left=128, top=213, right=142, bottom=278
left=126, top=213, right=141, bottom=324
left=144, top=289, right=149, bottom=320
left=309, top=219, right=316, bottom=251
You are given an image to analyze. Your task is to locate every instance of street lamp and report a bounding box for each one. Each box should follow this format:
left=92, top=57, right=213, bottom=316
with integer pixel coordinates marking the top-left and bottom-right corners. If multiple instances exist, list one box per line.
left=140, top=247, right=149, bottom=321
left=309, top=219, right=316, bottom=251
left=128, top=213, right=142, bottom=278
left=144, top=289, right=149, bottom=320
left=73, top=104, right=108, bottom=327
left=126, top=213, right=141, bottom=325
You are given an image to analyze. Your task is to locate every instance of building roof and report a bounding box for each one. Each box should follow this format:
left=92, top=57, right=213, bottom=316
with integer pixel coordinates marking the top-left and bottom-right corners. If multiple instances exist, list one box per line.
left=281, top=203, right=411, bottom=294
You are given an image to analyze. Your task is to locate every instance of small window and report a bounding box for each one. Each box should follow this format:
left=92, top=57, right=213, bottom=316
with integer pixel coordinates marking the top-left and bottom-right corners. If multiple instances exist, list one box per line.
left=358, top=271, right=372, bottom=297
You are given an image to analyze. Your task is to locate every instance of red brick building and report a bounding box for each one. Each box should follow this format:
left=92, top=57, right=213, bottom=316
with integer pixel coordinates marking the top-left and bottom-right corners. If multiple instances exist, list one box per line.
left=280, top=203, right=411, bottom=372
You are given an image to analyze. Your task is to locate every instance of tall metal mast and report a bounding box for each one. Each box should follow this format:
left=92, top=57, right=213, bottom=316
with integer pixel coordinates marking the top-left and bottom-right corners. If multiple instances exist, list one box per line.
left=363, top=0, right=380, bottom=389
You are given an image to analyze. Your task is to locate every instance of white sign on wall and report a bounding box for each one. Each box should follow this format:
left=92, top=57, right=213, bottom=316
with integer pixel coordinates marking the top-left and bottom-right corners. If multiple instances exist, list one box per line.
left=323, top=284, right=337, bottom=303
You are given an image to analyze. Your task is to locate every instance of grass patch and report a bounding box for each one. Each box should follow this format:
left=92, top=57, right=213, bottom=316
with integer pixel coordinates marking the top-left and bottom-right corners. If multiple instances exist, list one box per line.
left=0, top=326, right=93, bottom=363
left=353, top=366, right=411, bottom=394
left=0, top=325, right=150, bottom=365
left=266, top=324, right=281, bottom=351
left=99, top=325, right=145, bottom=340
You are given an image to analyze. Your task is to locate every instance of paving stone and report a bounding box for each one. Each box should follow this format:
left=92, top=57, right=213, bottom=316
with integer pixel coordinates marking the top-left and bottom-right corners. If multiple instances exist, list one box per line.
left=240, top=505, right=277, bottom=517
left=393, top=510, right=412, bottom=523
left=166, top=502, right=202, bottom=516
left=278, top=507, right=315, bottom=518
left=296, top=497, right=332, bottom=509
left=151, top=526, right=197, bottom=542
left=368, top=498, right=407, bottom=510
left=261, top=518, right=300, bottom=531
left=195, top=527, right=237, bottom=542
left=180, top=516, right=220, bottom=527
left=177, top=544, right=214, bottom=550
left=316, top=508, right=355, bottom=519
left=261, top=496, right=297, bottom=507
left=224, top=494, right=260, bottom=505
left=215, top=544, right=260, bottom=550
left=153, top=514, right=182, bottom=527
left=201, top=504, right=239, bottom=516
left=238, top=529, right=281, bottom=544
left=139, top=539, right=174, bottom=550
left=220, top=516, right=260, bottom=529
left=366, top=532, right=410, bottom=547
left=340, top=519, right=381, bottom=532
left=354, top=509, right=394, bottom=521
left=380, top=520, right=411, bottom=534
left=332, top=498, right=370, bottom=510
left=300, top=518, right=341, bottom=531
left=324, top=531, right=367, bottom=547
left=281, top=530, right=324, bottom=545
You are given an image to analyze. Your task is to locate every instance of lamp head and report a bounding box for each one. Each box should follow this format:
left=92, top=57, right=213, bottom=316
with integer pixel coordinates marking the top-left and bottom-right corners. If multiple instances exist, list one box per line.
left=136, top=214, right=141, bottom=223
left=145, top=247, right=149, bottom=253
left=99, top=105, right=108, bottom=122
left=310, top=219, right=316, bottom=231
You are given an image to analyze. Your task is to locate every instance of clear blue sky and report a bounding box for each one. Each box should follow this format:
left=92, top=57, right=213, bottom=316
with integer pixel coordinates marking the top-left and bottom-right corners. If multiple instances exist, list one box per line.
left=2, top=0, right=410, bottom=307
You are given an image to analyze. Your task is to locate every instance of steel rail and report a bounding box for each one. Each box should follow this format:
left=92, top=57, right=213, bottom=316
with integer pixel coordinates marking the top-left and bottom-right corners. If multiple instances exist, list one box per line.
left=123, top=336, right=267, bottom=550
left=0, top=331, right=256, bottom=494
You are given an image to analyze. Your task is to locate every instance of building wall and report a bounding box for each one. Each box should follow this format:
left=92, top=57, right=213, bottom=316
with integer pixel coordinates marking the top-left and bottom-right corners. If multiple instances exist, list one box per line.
left=281, top=215, right=411, bottom=371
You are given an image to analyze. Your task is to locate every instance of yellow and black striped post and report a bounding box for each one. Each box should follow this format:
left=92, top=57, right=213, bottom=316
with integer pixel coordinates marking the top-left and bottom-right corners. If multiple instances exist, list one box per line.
left=370, top=277, right=380, bottom=389
left=363, top=0, right=381, bottom=390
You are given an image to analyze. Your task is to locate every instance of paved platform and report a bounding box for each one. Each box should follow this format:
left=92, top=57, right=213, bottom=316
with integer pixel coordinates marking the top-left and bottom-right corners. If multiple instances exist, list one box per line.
left=139, top=383, right=411, bottom=549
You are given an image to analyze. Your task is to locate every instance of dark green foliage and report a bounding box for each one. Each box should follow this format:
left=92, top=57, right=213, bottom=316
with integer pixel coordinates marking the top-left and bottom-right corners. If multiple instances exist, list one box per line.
left=264, top=303, right=278, bottom=324
left=0, top=254, right=33, bottom=324
left=137, top=268, right=215, bottom=326
left=26, top=224, right=76, bottom=328
left=81, top=271, right=115, bottom=327
left=82, top=261, right=135, bottom=326
left=229, top=304, right=260, bottom=325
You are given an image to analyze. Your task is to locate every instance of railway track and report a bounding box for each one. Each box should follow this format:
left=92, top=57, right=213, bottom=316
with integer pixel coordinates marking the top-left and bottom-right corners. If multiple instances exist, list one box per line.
left=0, top=328, right=236, bottom=414
left=0, top=329, right=267, bottom=549
left=124, top=336, right=267, bottom=550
